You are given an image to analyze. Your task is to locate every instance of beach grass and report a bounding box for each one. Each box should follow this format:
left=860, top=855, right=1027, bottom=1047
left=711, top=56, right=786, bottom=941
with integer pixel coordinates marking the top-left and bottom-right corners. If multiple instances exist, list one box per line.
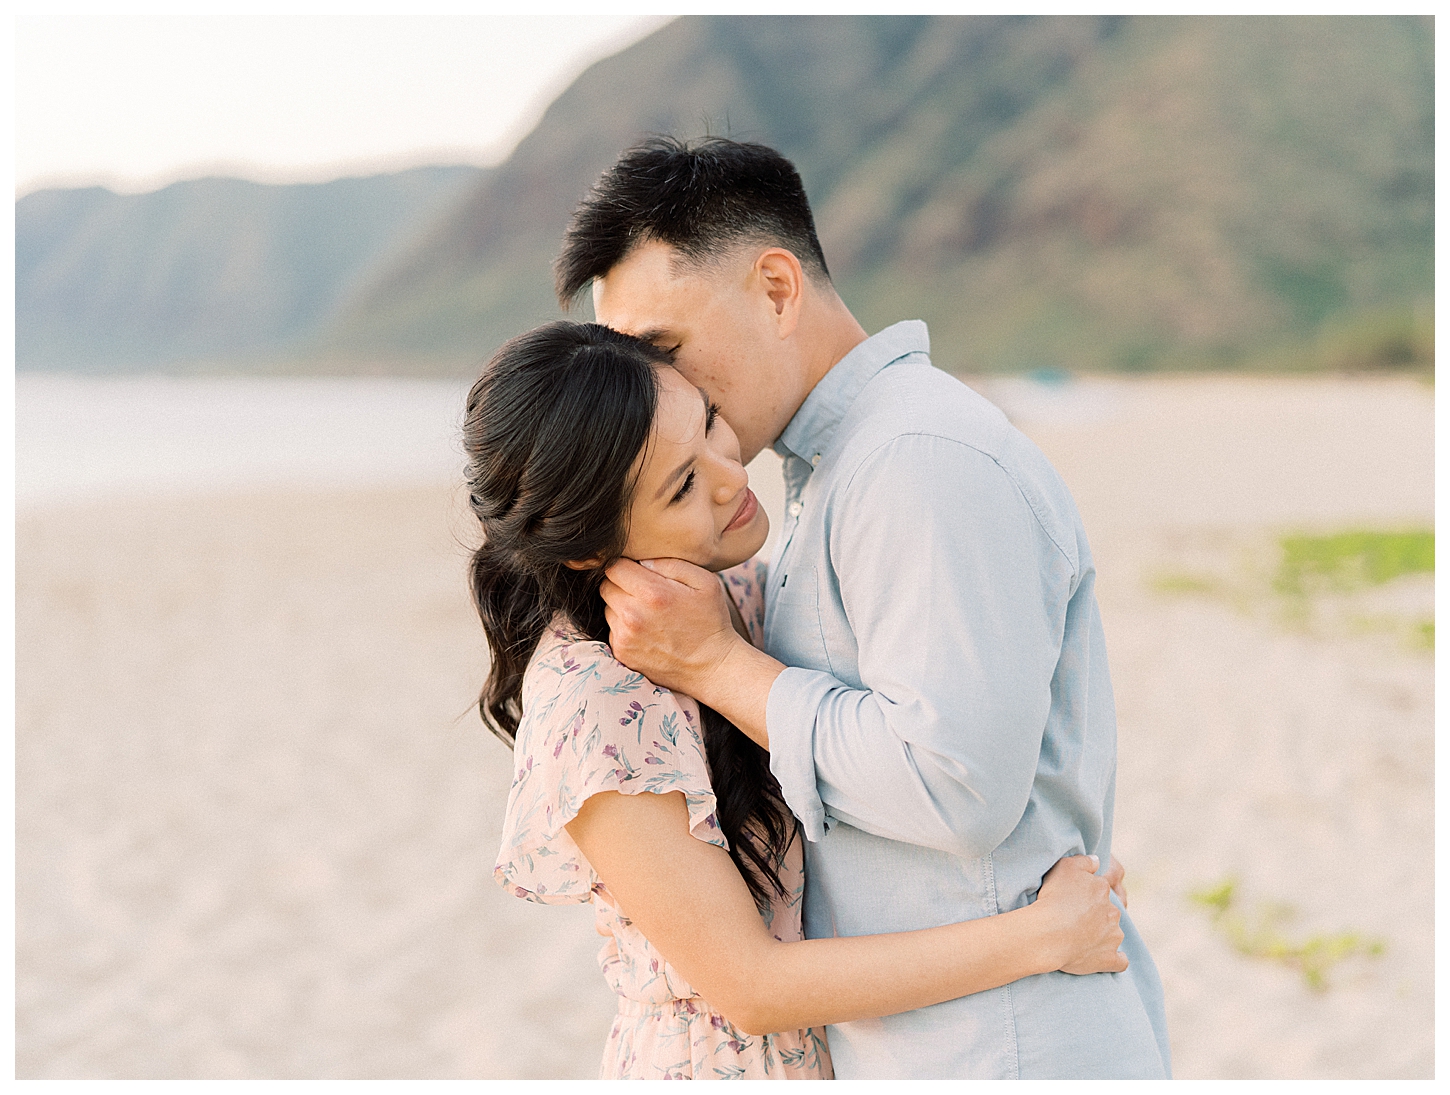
left=1273, top=530, right=1434, bottom=596
left=1189, top=879, right=1386, bottom=993
left=1149, top=527, right=1433, bottom=652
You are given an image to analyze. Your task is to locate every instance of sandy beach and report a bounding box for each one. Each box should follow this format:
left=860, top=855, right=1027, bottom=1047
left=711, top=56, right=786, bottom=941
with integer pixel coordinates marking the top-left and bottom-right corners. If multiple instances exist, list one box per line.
left=15, top=374, right=1433, bottom=1079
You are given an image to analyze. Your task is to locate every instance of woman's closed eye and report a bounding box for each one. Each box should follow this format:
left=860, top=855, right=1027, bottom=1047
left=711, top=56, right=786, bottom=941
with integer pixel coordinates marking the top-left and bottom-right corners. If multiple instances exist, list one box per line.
left=670, top=469, right=696, bottom=504
left=667, top=402, right=719, bottom=503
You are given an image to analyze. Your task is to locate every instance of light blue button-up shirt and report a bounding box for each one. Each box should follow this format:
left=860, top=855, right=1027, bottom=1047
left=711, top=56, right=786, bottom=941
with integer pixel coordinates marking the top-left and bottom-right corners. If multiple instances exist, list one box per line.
left=763, top=321, right=1171, bottom=1079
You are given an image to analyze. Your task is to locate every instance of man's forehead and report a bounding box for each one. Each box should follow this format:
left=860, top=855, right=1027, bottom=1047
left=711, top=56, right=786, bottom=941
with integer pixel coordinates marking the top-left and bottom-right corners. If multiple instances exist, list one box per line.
left=591, top=241, right=692, bottom=332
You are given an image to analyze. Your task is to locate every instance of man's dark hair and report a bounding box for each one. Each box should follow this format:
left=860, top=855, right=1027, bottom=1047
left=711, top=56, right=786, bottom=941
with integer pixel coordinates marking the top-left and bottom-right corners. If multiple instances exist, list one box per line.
left=555, top=136, right=830, bottom=307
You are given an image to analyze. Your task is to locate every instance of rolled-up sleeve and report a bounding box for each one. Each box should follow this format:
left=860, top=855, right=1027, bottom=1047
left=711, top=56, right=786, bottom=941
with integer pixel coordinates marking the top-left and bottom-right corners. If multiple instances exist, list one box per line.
left=767, top=434, right=1074, bottom=860
left=765, top=666, right=836, bottom=842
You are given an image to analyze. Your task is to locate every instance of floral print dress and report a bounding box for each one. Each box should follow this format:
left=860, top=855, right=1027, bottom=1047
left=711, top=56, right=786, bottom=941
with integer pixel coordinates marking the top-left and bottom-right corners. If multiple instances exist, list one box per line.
left=494, top=559, right=832, bottom=1080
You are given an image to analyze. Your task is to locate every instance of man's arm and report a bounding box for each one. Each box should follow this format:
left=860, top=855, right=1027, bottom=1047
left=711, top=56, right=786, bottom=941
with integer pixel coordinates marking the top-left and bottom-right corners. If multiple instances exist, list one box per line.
left=602, top=434, right=1074, bottom=859
left=769, top=435, right=1072, bottom=855
left=599, top=557, right=781, bottom=747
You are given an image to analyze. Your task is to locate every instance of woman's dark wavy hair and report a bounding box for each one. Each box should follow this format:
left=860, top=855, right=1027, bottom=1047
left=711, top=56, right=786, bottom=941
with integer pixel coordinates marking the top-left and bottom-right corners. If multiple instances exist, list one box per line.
left=463, top=320, right=794, bottom=907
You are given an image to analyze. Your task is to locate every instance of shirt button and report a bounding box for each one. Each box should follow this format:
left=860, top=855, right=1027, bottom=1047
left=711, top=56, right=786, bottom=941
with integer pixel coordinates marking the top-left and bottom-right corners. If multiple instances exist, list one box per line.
left=811, top=454, right=821, bottom=466
left=788, top=501, right=803, bottom=517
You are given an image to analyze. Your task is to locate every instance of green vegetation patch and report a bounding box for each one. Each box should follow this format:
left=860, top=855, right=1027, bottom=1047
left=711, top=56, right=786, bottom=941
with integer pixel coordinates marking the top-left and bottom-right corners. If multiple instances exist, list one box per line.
left=1189, top=878, right=1385, bottom=992
left=1149, top=571, right=1221, bottom=596
left=1151, top=528, right=1434, bottom=653
left=1274, top=529, right=1434, bottom=595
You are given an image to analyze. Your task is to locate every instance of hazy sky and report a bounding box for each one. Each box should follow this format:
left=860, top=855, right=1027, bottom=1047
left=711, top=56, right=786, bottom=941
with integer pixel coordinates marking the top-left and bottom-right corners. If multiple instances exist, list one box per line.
left=15, top=13, right=672, bottom=195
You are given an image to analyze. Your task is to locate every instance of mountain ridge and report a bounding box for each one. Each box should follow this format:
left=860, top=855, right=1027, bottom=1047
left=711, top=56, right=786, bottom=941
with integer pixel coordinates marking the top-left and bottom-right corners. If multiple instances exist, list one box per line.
left=17, top=165, right=485, bottom=372
left=16, top=15, right=1432, bottom=376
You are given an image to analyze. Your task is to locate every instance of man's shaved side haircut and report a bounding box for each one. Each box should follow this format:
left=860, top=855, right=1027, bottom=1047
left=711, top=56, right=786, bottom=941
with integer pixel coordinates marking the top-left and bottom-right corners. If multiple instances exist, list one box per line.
left=555, top=136, right=831, bottom=307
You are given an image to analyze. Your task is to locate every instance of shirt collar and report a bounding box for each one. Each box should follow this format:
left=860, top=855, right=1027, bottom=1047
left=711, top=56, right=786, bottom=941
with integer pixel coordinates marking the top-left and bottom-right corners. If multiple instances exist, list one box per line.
left=774, top=320, right=930, bottom=464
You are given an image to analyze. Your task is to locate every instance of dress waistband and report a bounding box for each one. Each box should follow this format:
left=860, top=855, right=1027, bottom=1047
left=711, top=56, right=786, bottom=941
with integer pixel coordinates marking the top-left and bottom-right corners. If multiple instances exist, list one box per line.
left=615, top=994, right=711, bottom=1018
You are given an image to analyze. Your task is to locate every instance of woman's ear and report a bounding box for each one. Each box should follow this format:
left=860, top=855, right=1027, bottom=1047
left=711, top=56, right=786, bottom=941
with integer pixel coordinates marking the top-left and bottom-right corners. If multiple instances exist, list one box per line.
left=563, top=557, right=601, bottom=571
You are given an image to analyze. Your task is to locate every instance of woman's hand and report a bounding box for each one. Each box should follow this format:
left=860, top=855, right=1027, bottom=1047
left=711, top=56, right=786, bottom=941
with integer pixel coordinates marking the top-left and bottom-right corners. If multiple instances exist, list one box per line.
left=1033, top=855, right=1128, bottom=976
left=1104, top=854, right=1128, bottom=908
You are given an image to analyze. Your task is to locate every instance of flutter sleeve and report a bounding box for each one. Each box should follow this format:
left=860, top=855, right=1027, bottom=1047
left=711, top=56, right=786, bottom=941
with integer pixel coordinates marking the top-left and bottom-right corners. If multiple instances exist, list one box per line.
left=493, top=626, right=727, bottom=905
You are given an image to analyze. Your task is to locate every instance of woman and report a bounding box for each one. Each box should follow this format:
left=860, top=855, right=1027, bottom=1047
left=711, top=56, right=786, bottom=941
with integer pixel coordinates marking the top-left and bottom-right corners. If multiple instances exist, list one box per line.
left=466, top=322, right=1128, bottom=1080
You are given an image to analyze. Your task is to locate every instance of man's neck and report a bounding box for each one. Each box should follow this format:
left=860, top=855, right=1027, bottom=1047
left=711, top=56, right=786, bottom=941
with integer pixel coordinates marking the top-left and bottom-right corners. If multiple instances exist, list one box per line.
left=797, top=290, right=870, bottom=407
left=748, top=287, right=870, bottom=464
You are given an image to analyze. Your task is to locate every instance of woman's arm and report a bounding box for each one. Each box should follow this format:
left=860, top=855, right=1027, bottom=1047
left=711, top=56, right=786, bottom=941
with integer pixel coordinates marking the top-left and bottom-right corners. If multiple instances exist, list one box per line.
left=567, top=789, right=1125, bottom=1037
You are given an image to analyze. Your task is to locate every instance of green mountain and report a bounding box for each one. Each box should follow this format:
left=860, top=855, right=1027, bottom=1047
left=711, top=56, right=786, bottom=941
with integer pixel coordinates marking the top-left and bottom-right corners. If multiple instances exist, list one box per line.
left=16, top=15, right=1431, bottom=376
left=320, top=14, right=1432, bottom=375
left=16, top=165, right=484, bottom=371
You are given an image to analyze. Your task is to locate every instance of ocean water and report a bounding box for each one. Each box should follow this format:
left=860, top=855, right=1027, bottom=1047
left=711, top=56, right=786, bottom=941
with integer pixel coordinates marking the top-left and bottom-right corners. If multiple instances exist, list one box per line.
left=16, top=374, right=473, bottom=508
left=15, top=372, right=793, bottom=551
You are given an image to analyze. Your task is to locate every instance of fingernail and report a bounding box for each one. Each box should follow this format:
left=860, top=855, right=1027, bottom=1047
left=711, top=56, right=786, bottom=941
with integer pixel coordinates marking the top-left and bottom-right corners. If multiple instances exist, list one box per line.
left=640, top=560, right=658, bottom=571
left=1088, top=854, right=1100, bottom=868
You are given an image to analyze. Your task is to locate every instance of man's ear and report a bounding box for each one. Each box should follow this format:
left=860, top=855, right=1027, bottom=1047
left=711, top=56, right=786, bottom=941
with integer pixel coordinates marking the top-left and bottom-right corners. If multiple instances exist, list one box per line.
left=755, top=248, right=804, bottom=337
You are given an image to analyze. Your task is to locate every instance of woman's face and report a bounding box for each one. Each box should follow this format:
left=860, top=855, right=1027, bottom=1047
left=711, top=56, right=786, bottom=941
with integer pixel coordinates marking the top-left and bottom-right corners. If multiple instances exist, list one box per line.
left=622, top=366, right=770, bottom=572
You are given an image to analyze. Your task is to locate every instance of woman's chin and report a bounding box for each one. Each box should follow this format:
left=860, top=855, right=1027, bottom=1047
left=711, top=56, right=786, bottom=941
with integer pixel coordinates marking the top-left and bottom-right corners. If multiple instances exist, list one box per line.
left=710, top=511, right=770, bottom=572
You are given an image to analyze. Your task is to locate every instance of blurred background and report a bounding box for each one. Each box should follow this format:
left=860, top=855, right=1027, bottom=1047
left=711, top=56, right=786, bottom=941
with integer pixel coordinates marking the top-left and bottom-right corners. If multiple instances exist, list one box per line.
left=15, top=13, right=1434, bottom=1079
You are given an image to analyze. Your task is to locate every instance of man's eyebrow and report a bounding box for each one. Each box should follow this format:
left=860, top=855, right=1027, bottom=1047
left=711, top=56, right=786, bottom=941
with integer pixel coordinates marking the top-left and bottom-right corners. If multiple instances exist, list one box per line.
left=634, top=327, right=673, bottom=347
left=652, top=389, right=711, bottom=501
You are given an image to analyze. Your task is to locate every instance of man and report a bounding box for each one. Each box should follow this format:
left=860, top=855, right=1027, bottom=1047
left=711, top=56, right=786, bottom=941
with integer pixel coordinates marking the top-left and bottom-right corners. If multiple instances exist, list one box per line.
left=555, top=136, right=1171, bottom=1079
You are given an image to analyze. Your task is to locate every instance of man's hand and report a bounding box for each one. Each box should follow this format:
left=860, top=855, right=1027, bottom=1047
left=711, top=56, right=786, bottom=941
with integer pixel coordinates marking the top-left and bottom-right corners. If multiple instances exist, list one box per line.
left=599, top=558, right=786, bottom=749
left=599, top=558, right=738, bottom=697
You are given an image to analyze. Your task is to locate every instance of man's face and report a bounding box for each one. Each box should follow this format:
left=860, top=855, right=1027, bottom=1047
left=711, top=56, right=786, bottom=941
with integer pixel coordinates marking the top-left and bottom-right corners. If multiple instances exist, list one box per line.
left=592, top=239, right=796, bottom=464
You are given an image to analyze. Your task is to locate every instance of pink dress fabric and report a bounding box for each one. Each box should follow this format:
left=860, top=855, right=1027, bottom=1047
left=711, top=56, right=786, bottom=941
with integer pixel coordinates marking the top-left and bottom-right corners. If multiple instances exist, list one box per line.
left=495, top=559, right=833, bottom=1080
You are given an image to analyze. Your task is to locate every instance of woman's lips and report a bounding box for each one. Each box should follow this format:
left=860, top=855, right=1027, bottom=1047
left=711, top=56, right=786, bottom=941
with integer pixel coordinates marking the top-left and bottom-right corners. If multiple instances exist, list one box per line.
left=723, top=488, right=759, bottom=533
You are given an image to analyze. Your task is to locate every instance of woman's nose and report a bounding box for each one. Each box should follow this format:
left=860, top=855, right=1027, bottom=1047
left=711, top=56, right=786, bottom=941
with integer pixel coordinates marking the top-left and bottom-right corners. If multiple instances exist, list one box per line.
left=713, top=458, right=747, bottom=503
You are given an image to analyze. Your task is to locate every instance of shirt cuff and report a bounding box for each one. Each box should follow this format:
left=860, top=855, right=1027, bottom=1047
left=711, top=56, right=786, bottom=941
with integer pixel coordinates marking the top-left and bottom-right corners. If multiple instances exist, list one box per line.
left=766, top=666, right=841, bottom=842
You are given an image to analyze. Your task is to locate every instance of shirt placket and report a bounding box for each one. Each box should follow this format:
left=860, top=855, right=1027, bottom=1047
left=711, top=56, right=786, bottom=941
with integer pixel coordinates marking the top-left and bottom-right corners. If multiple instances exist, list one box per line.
left=764, top=450, right=815, bottom=633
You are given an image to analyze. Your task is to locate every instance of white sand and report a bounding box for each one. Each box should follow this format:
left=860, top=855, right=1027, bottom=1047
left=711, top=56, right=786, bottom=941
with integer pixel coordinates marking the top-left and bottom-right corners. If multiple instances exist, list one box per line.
left=15, top=374, right=1433, bottom=1078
